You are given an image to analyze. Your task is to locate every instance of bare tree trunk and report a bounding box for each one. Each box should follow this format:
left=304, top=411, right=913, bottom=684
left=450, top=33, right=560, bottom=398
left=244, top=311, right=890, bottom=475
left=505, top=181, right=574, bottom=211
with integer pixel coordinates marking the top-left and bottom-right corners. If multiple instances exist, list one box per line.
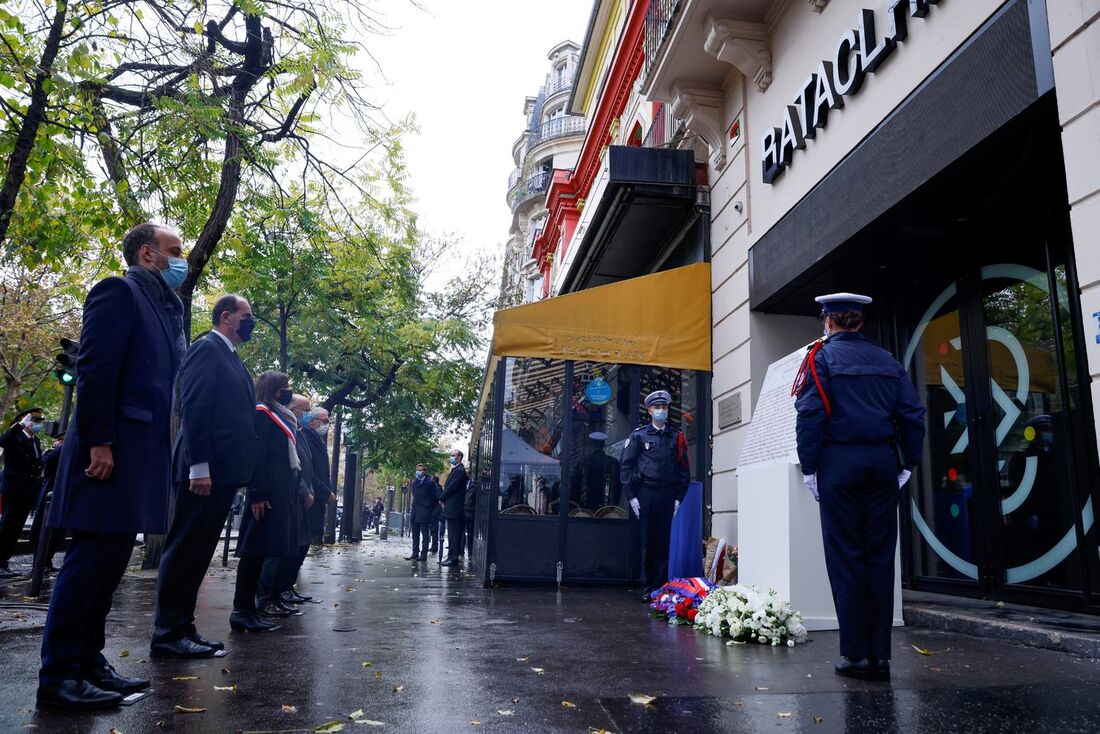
left=0, top=0, right=69, bottom=248
left=178, top=13, right=267, bottom=335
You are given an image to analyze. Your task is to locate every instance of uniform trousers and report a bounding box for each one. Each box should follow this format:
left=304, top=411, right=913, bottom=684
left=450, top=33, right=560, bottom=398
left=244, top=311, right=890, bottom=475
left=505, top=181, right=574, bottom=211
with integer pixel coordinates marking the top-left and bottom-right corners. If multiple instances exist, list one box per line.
left=0, top=487, right=37, bottom=564
left=258, top=547, right=307, bottom=603
left=410, top=521, right=430, bottom=557
left=638, top=481, right=676, bottom=589
left=153, top=483, right=237, bottom=643
left=233, top=556, right=265, bottom=613
left=817, top=443, right=900, bottom=661
left=445, top=518, right=464, bottom=561
left=428, top=517, right=440, bottom=551
left=40, top=531, right=135, bottom=685
left=464, top=518, right=474, bottom=556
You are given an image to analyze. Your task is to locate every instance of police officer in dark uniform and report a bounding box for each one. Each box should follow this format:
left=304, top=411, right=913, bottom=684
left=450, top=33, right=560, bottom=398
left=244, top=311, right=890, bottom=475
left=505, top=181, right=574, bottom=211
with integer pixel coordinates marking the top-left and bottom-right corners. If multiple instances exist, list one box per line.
left=620, top=390, right=690, bottom=600
left=794, top=293, right=926, bottom=680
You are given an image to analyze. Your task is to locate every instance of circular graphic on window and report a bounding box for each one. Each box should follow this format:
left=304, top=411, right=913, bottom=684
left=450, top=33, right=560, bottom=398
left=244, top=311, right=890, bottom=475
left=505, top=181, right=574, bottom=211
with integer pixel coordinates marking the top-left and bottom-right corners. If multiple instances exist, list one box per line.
left=902, top=264, right=1093, bottom=584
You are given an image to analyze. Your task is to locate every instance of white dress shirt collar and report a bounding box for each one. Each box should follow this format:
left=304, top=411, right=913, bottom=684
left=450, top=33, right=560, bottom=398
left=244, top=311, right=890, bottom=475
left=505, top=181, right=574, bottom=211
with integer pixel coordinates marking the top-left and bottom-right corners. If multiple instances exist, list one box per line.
left=211, top=328, right=236, bottom=353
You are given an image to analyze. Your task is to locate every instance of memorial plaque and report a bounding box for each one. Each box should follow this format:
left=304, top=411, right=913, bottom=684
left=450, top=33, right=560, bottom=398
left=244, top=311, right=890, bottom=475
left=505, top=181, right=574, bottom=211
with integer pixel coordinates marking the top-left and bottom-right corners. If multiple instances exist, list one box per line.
left=737, top=344, right=812, bottom=468
left=717, top=393, right=743, bottom=429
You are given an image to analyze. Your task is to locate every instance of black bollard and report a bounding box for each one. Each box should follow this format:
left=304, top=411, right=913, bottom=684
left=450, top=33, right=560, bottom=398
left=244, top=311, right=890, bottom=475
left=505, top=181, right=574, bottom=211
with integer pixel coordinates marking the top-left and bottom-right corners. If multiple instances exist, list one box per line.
left=27, top=492, right=53, bottom=599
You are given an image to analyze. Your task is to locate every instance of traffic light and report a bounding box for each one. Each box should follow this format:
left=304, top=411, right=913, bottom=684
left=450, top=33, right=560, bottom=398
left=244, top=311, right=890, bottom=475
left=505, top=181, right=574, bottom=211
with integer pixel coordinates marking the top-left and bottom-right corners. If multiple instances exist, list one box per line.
left=55, top=337, right=79, bottom=386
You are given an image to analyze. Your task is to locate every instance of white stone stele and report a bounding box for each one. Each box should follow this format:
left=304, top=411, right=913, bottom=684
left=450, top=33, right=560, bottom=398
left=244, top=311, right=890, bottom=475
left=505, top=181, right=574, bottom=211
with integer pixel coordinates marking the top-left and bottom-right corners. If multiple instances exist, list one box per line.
left=736, top=344, right=902, bottom=632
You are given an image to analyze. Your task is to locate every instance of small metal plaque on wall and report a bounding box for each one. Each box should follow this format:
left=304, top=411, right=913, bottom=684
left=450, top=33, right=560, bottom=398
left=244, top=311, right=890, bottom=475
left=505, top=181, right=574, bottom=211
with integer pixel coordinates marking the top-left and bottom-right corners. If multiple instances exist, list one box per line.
left=717, top=393, right=742, bottom=429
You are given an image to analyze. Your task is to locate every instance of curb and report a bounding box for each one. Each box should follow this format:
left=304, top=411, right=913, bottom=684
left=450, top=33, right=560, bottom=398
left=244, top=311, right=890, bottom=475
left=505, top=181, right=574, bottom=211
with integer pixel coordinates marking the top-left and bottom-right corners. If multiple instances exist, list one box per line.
left=904, top=604, right=1100, bottom=659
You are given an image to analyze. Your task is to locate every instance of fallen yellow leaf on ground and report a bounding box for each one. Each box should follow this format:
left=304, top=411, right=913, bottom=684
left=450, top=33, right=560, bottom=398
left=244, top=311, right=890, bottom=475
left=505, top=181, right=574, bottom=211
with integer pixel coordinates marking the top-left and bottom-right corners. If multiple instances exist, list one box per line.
left=530, top=667, right=545, bottom=674
left=314, top=722, right=345, bottom=733
left=778, top=712, right=793, bottom=718
left=562, top=701, right=577, bottom=708
left=814, top=716, right=825, bottom=723
left=171, top=676, right=199, bottom=681
left=469, top=720, right=481, bottom=726
left=119, top=650, right=130, bottom=658
left=361, top=661, right=373, bottom=668
left=349, top=709, right=364, bottom=720
left=282, top=705, right=298, bottom=713
left=214, top=685, right=238, bottom=692
left=912, top=644, right=932, bottom=655
left=392, top=685, right=404, bottom=693
left=497, top=710, right=515, bottom=716
left=173, top=706, right=206, bottom=714
left=629, top=693, right=656, bottom=705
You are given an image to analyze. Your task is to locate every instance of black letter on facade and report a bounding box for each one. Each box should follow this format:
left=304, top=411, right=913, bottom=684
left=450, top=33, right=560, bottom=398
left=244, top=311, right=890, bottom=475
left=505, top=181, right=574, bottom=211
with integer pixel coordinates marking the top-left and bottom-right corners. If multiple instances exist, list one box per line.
left=888, top=0, right=909, bottom=42
left=910, top=0, right=939, bottom=18
left=859, top=9, right=896, bottom=73
left=811, top=60, right=842, bottom=131
left=778, top=105, right=805, bottom=167
left=794, top=73, right=819, bottom=139
left=833, top=29, right=865, bottom=97
left=762, top=127, right=783, bottom=184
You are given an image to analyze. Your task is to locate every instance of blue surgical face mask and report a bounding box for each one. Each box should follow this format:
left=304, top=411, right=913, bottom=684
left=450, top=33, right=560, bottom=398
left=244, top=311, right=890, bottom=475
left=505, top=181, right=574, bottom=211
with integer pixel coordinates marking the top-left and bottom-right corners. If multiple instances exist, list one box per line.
left=415, top=470, right=424, bottom=479
left=151, top=248, right=188, bottom=289
left=30, top=422, right=42, bottom=434
left=652, top=409, right=669, bottom=423
left=299, top=411, right=313, bottom=429
left=449, top=456, right=458, bottom=466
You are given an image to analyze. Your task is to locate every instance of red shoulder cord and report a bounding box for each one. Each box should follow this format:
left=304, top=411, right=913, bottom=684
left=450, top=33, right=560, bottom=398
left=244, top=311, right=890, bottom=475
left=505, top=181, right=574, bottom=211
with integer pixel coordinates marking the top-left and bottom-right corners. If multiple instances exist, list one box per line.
left=791, top=340, right=832, bottom=417
left=676, top=432, right=689, bottom=466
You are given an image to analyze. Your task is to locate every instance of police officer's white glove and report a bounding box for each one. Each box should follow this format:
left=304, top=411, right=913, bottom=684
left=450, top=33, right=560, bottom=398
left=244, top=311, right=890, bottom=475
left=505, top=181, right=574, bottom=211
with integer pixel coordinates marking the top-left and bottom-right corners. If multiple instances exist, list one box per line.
left=897, top=469, right=913, bottom=489
left=20, top=414, right=34, bottom=429
left=803, top=473, right=819, bottom=502
left=629, top=498, right=641, bottom=518
left=673, top=500, right=680, bottom=515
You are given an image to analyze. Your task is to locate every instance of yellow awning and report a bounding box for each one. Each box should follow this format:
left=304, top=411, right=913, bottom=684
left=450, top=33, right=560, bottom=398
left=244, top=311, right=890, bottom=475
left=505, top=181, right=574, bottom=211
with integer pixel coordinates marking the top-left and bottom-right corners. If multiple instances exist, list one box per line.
left=491, top=262, right=712, bottom=371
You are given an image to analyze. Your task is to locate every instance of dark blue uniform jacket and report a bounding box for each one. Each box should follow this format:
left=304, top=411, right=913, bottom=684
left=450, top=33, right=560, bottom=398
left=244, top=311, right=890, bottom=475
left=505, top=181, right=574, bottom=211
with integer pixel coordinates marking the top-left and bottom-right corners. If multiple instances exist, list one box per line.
left=794, top=332, right=926, bottom=476
left=619, top=423, right=691, bottom=502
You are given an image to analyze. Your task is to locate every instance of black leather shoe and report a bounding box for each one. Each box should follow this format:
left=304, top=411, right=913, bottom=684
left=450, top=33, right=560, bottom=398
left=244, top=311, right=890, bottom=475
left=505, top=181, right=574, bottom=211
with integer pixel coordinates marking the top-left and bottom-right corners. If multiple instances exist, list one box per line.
left=279, top=590, right=302, bottom=605
left=275, top=600, right=303, bottom=616
left=230, top=610, right=280, bottom=632
left=187, top=631, right=224, bottom=651
left=440, top=558, right=459, bottom=567
left=258, top=602, right=291, bottom=619
left=150, top=637, right=217, bottom=659
left=427, top=547, right=438, bottom=554
left=872, top=660, right=891, bottom=680
left=37, top=680, right=123, bottom=711
left=85, top=662, right=150, bottom=693
left=290, top=588, right=312, bottom=602
left=834, top=657, right=874, bottom=679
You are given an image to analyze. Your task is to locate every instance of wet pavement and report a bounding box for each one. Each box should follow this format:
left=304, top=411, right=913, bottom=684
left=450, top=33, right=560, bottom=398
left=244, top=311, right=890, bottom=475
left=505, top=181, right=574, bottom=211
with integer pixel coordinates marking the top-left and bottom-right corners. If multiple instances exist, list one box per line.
left=1, top=536, right=1099, bottom=733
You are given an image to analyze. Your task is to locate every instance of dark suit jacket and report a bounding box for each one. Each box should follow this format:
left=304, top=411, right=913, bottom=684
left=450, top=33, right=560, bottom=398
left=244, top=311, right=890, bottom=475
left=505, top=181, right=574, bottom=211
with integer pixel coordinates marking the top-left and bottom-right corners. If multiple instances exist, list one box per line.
left=0, top=425, right=43, bottom=497
left=236, top=407, right=295, bottom=558
left=302, top=428, right=331, bottom=505
left=50, top=272, right=182, bottom=534
left=439, top=464, right=468, bottom=520
left=173, top=332, right=256, bottom=488
left=409, top=476, right=436, bottom=524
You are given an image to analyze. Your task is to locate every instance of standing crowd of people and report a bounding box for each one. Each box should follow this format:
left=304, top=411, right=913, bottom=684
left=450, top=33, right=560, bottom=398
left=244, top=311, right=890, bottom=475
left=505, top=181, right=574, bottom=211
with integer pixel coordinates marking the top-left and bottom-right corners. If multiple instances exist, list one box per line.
left=5, top=222, right=361, bottom=712
left=404, top=451, right=474, bottom=566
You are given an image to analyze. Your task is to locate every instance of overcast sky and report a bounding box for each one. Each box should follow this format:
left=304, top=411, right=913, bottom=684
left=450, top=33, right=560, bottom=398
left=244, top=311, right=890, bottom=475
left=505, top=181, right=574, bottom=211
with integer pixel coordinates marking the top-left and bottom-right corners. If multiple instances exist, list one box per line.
left=366, top=0, right=594, bottom=279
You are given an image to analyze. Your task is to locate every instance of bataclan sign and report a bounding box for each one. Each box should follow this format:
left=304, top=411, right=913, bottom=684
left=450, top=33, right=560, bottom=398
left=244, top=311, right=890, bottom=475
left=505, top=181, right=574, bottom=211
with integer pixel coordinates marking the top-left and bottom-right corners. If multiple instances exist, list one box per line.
left=761, top=0, right=942, bottom=184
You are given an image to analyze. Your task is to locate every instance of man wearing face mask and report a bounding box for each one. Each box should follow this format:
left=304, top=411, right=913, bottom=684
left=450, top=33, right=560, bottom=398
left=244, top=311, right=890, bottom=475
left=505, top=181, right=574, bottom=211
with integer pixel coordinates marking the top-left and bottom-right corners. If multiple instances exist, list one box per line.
left=405, top=464, right=435, bottom=561
left=620, top=391, right=690, bottom=601
left=39, top=223, right=185, bottom=710
left=151, top=294, right=258, bottom=659
left=301, top=407, right=334, bottom=549
left=438, top=451, right=468, bottom=567
left=0, top=408, right=47, bottom=578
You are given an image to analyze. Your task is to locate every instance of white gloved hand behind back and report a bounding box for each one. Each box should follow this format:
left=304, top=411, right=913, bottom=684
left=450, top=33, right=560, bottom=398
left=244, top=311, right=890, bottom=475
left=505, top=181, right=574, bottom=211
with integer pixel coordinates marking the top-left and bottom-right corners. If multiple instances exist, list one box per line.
left=629, top=497, right=641, bottom=518
left=803, top=474, right=819, bottom=502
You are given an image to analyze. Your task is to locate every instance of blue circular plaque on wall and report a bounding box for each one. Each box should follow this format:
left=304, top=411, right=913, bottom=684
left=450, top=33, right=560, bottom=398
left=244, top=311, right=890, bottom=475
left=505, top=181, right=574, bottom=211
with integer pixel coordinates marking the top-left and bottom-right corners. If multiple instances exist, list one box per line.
left=586, top=377, right=612, bottom=405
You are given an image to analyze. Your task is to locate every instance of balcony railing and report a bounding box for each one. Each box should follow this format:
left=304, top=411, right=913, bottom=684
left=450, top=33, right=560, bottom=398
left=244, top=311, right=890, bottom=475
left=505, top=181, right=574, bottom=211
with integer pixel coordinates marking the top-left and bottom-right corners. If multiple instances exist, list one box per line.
left=508, top=171, right=551, bottom=211
left=643, top=0, right=683, bottom=86
left=530, top=115, right=586, bottom=147
left=642, top=102, right=686, bottom=149
left=508, top=167, right=523, bottom=189
left=547, top=74, right=574, bottom=96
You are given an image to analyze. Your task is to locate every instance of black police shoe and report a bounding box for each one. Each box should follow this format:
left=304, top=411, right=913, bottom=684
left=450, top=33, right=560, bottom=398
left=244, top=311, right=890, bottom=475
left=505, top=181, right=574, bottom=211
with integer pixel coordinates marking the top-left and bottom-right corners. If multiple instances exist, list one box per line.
left=834, top=657, right=874, bottom=679
left=275, top=600, right=304, bottom=616
left=85, top=662, right=150, bottom=693
left=230, top=610, right=279, bottom=633
left=258, top=601, right=291, bottom=619
left=439, top=558, right=459, bottom=567
left=37, top=679, right=123, bottom=711
left=187, top=630, right=224, bottom=651
left=872, top=659, right=891, bottom=680
left=150, top=637, right=217, bottom=659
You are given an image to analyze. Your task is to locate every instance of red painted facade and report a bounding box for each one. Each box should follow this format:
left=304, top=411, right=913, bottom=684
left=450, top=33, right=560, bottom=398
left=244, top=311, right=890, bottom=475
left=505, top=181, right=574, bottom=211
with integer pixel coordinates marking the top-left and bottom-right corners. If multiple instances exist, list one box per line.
left=533, top=0, right=650, bottom=289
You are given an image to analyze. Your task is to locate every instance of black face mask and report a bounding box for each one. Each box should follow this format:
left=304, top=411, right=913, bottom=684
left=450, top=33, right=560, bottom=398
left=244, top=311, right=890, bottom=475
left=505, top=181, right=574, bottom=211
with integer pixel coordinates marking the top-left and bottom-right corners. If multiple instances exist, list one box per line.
left=236, top=316, right=256, bottom=343
left=276, top=389, right=293, bottom=406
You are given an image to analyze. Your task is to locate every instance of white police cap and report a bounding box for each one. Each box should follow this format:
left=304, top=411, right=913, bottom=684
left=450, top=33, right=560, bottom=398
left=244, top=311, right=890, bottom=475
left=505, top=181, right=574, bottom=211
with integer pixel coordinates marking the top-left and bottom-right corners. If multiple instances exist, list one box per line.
left=644, top=390, right=672, bottom=408
left=815, top=292, right=872, bottom=314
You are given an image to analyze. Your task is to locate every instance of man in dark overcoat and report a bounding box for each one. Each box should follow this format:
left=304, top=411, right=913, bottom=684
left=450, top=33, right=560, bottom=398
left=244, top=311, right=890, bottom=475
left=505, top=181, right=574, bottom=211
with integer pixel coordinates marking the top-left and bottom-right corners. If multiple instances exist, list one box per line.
left=439, top=451, right=468, bottom=567
left=39, top=223, right=186, bottom=710
left=0, top=408, right=46, bottom=577
left=405, top=464, right=435, bottom=561
left=151, top=294, right=257, bottom=658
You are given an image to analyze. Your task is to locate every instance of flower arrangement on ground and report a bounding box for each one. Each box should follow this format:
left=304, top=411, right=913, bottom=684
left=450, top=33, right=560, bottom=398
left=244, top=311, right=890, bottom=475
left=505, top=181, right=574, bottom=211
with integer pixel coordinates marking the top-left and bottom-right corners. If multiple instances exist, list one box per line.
left=649, top=577, right=715, bottom=625
left=692, top=584, right=809, bottom=647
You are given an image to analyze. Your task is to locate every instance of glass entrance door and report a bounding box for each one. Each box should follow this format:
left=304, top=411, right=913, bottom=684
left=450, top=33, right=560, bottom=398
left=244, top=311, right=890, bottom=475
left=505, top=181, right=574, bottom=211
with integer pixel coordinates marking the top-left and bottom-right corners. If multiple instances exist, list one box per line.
left=902, top=246, right=1097, bottom=604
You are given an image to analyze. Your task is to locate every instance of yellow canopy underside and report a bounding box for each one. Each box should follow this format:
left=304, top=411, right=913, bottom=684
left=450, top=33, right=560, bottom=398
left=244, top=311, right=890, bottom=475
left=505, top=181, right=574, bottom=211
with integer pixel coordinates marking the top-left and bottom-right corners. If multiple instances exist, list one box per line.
left=490, top=262, right=712, bottom=371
